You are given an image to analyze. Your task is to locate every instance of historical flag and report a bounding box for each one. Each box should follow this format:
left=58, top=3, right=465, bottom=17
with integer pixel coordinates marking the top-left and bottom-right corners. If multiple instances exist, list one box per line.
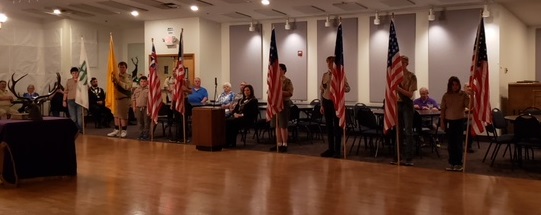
left=148, top=40, right=162, bottom=124
left=384, top=20, right=404, bottom=134
left=76, top=36, right=90, bottom=109
left=105, top=34, right=118, bottom=115
left=330, top=23, right=346, bottom=129
left=266, top=28, right=283, bottom=121
left=469, top=18, right=492, bottom=135
left=173, top=29, right=186, bottom=115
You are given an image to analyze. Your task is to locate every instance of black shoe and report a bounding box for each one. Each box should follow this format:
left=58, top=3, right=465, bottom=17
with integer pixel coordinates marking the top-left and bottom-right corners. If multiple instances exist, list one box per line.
left=168, top=139, right=178, bottom=143
left=390, top=160, right=400, bottom=165
left=320, top=149, right=334, bottom=157
left=269, top=146, right=278, bottom=151
left=278, top=146, right=287, bottom=153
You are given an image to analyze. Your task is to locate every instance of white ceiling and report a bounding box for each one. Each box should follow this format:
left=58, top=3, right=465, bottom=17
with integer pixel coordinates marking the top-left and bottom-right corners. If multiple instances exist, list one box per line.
left=1, top=0, right=541, bottom=28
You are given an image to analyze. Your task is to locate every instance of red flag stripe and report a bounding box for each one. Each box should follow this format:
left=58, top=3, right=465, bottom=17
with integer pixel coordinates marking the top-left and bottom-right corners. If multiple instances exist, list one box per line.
left=173, top=30, right=186, bottom=115
left=266, top=28, right=283, bottom=121
left=384, top=21, right=403, bottom=134
left=148, top=42, right=162, bottom=124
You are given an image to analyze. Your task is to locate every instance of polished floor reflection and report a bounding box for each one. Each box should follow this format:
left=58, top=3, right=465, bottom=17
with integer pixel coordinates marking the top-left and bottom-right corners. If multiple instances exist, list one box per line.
left=0, top=135, right=540, bottom=214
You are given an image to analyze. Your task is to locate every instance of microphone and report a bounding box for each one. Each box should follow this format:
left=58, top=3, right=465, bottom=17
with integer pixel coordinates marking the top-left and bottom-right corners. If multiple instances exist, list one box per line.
left=213, top=77, right=218, bottom=107
left=214, top=77, right=217, bottom=86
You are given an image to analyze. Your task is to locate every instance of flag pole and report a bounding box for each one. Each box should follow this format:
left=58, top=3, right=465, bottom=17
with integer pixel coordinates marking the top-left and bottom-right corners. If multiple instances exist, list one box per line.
left=275, top=115, right=280, bottom=153
left=395, top=100, right=400, bottom=166
left=342, top=126, right=346, bottom=159
left=82, top=107, right=86, bottom=135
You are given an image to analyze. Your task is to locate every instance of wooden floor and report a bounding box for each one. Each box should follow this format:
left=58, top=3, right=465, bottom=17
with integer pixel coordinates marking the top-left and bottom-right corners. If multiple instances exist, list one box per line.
left=1, top=135, right=540, bottom=214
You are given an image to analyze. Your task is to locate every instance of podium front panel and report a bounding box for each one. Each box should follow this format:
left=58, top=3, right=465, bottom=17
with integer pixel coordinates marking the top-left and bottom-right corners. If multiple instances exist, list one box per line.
left=192, top=107, right=225, bottom=151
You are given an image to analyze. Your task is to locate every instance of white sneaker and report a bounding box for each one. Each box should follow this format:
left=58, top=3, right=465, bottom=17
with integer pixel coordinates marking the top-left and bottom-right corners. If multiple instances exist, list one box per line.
left=107, top=129, right=119, bottom=137
left=120, top=130, right=127, bottom=138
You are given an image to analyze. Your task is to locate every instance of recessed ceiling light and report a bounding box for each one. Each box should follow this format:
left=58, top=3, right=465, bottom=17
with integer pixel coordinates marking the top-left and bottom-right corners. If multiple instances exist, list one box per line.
left=53, top=9, right=61, bottom=15
left=131, top=10, right=139, bottom=17
left=191, top=5, right=199, bottom=11
left=261, top=0, right=269, bottom=6
left=0, top=13, right=8, bottom=23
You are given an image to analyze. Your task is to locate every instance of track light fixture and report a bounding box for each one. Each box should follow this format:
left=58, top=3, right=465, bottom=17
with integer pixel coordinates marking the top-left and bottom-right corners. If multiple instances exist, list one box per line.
left=324, top=16, right=331, bottom=27
left=0, top=13, right=7, bottom=29
left=428, top=8, right=435, bottom=21
left=482, top=4, right=490, bottom=18
left=249, top=21, right=255, bottom=32
left=374, top=12, right=380, bottom=26
left=285, top=18, right=291, bottom=30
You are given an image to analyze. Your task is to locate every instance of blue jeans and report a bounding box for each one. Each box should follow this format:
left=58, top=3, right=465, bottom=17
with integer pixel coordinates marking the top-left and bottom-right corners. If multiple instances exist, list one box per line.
left=397, top=100, right=414, bottom=161
left=67, top=100, right=83, bottom=132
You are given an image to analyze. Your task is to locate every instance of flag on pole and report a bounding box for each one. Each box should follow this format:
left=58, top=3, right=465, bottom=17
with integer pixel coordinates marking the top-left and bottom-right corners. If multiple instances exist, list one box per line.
left=173, top=29, right=186, bottom=115
left=384, top=20, right=404, bottom=134
left=148, top=40, right=162, bottom=124
left=330, top=23, right=346, bottom=129
left=105, top=33, right=118, bottom=115
left=76, top=37, right=90, bottom=109
left=469, top=18, right=492, bottom=135
left=266, top=28, right=283, bottom=121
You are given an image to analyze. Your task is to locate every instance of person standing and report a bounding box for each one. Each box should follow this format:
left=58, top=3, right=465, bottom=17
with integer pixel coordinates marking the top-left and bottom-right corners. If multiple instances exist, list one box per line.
left=187, top=77, right=208, bottom=105
left=320, top=56, right=350, bottom=158
left=132, top=76, right=150, bottom=140
left=107, top=61, right=132, bottom=138
left=63, top=67, right=84, bottom=133
left=440, top=76, right=470, bottom=171
left=50, top=84, right=69, bottom=117
left=392, top=55, right=417, bottom=166
left=269, top=63, right=294, bottom=153
left=88, top=77, right=112, bottom=128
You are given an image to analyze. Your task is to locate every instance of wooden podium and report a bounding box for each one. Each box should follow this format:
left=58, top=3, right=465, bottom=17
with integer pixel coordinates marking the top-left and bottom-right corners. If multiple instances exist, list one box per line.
left=192, top=107, right=225, bottom=151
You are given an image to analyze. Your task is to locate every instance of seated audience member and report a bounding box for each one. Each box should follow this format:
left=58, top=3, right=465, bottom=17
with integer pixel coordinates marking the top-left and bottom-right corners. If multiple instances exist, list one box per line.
left=0, top=80, right=17, bottom=119
left=224, top=84, right=259, bottom=148
left=229, top=81, right=247, bottom=110
left=88, top=77, right=113, bottom=128
left=217, top=82, right=236, bottom=108
left=414, top=87, right=439, bottom=110
left=187, top=77, right=208, bottom=104
left=50, top=84, right=69, bottom=117
left=19, top=84, right=40, bottom=113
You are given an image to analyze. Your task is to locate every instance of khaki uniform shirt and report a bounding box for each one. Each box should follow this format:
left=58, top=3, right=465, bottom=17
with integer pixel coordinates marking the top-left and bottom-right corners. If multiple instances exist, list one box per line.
left=114, top=72, right=132, bottom=100
left=398, top=70, right=417, bottom=102
left=64, top=78, right=78, bottom=100
left=282, top=76, right=294, bottom=101
left=132, top=86, right=149, bottom=108
left=441, top=91, right=469, bottom=121
left=320, top=70, right=351, bottom=100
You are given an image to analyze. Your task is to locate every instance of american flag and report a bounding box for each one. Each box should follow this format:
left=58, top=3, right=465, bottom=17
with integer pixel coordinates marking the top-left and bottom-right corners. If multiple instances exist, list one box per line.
left=173, top=29, right=186, bottom=115
left=330, top=23, right=346, bottom=129
left=384, top=20, right=404, bottom=134
left=469, top=18, right=491, bottom=135
left=148, top=40, right=162, bottom=124
left=266, top=28, right=283, bottom=121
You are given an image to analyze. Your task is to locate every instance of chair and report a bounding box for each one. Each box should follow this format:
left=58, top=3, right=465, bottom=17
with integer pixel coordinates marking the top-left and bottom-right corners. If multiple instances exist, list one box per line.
left=309, top=99, right=321, bottom=105
left=482, top=108, right=514, bottom=166
left=413, top=111, right=441, bottom=158
left=349, top=106, right=382, bottom=156
left=513, top=114, right=541, bottom=167
left=521, top=106, right=541, bottom=115
left=288, top=104, right=301, bottom=142
left=297, top=103, right=325, bottom=143
left=153, top=103, right=171, bottom=137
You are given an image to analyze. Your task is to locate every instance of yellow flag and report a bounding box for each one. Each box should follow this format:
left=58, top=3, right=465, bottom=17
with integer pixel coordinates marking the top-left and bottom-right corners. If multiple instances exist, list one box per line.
left=105, top=34, right=118, bottom=115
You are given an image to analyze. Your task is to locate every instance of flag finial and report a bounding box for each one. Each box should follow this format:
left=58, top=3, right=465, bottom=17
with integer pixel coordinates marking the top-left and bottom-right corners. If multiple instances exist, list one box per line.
left=151, top=38, right=154, bottom=43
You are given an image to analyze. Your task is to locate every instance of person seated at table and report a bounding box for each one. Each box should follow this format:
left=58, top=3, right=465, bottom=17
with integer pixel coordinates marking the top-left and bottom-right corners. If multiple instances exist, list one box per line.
left=224, top=84, right=259, bottom=148
left=18, top=84, right=40, bottom=113
left=414, top=87, right=439, bottom=110
left=217, top=82, right=236, bottom=108
left=88, top=77, right=113, bottom=128
left=229, top=81, right=247, bottom=110
left=187, top=77, right=208, bottom=105
left=0, top=80, right=17, bottom=119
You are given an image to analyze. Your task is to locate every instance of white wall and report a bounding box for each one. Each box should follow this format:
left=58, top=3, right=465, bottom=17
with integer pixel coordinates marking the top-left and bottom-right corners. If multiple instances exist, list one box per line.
left=198, top=18, right=222, bottom=100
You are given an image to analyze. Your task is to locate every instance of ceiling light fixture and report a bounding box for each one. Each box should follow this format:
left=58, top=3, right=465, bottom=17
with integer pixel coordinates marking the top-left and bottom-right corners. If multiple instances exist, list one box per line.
left=249, top=21, right=255, bottom=32
left=428, top=8, right=435, bottom=21
left=53, top=9, right=61, bottom=15
left=130, top=10, right=139, bottom=17
left=285, top=18, right=291, bottom=30
left=482, top=4, right=490, bottom=18
left=324, top=16, right=331, bottom=27
left=261, top=0, right=269, bottom=6
left=0, top=13, right=7, bottom=29
left=374, top=12, right=380, bottom=26
left=191, top=5, right=199, bottom=12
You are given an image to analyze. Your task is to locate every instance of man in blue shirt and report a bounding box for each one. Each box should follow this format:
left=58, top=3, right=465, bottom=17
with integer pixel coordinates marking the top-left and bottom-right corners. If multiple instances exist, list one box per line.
left=413, top=87, right=439, bottom=110
left=188, top=77, right=208, bottom=104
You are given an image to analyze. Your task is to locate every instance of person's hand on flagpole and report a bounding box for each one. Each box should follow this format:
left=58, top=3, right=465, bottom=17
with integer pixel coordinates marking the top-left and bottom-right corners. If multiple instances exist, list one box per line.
left=464, top=84, right=473, bottom=95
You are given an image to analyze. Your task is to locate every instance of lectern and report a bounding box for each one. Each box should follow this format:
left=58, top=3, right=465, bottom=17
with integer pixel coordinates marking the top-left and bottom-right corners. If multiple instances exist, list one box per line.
left=192, top=107, right=225, bottom=151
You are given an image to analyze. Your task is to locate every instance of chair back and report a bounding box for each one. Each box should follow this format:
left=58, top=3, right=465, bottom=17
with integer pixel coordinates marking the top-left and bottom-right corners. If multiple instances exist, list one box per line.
left=289, top=104, right=300, bottom=122
left=310, top=103, right=323, bottom=121
left=521, top=106, right=541, bottom=115
left=413, top=111, right=423, bottom=133
left=514, top=114, right=541, bottom=141
left=491, top=108, right=507, bottom=129
left=356, top=106, right=379, bottom=129
left=309, top=99, right=321, bottom=105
